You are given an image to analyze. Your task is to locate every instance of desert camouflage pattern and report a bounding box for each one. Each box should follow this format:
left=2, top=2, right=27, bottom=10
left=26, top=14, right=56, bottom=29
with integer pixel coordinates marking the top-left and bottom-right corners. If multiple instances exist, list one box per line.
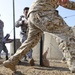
left=28, top=0, right=75, bottom=13
left=3, top=0, right=75, bottom=72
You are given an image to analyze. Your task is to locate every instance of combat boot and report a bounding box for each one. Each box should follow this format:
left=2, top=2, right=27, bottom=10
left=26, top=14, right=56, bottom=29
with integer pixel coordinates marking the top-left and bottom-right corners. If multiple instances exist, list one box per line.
left=28, top=58, right=35, bottom=66
left=6, top=55, right=8, bottom=60
left=3, top=60, right=16, bottom=72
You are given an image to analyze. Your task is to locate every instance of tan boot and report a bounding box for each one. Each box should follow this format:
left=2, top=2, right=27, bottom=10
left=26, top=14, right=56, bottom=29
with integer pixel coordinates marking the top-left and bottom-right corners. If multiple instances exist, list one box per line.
left=3, top=60, right=16, bottom=72
left=29, top=58, right=35, bottom=66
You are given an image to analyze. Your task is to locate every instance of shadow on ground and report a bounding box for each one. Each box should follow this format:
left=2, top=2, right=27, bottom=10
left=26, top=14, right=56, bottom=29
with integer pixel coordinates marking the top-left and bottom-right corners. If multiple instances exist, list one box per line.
left=34, top=66, right=69, bottom=71
left=12, top=71, right=24, bottom=75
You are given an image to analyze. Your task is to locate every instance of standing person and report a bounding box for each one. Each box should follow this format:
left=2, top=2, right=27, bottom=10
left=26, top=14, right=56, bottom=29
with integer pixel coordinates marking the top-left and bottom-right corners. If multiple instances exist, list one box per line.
left=2, top=34, right=13, bottom=60
left=3, top=0, right=75, bottom=73
left=2, top=34, right=10, bottom=60
left=15, top=7, right=33, bottom=61
left=0, top=19, right=9, bottom=60
left=0, top=19, right=4, bottom=59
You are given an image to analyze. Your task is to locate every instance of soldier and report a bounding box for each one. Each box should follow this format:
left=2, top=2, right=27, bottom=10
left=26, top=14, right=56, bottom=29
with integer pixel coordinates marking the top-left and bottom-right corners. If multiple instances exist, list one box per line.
left=3, top=0, right=75, bottom=73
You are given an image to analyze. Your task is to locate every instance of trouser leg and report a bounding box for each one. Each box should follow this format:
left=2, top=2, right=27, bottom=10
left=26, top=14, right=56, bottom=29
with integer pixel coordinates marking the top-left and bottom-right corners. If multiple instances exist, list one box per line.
left=0, top=44, right=3, bottom=58
left=12, top=29, right=42, bottom=64
left=3, top=44, right=8, bottom=60
left=48, top=21, right=75, bottom=72
left=3, top=22, right=43, bottom=71
left=50, top=32, right=75, bottom=72
left=46, top=20, right=75, bottom=71
left=29, top=11, right=75, bottom=72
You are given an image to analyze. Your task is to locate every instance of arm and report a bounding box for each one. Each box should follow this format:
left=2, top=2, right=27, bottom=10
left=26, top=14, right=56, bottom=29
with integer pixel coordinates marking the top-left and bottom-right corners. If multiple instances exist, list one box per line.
left=15, top=20, right=22, bottom=27
left=15, top=15, right=24, bottom=27
left=61, top=1, right=75, bottom=10
left=3, top=39, right=14, bottom=43
left=5, top=39, right=14, bottom=43
left=24, top=19, right=28, bottom=25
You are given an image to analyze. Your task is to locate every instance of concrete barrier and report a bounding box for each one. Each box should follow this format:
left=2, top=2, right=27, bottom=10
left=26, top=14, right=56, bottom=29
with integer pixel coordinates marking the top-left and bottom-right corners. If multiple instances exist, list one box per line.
left=32, top=41, right=40, bottom=62
left=10, top=39, right=21, bottom=55
left=43, top=32, right=63, bottom=60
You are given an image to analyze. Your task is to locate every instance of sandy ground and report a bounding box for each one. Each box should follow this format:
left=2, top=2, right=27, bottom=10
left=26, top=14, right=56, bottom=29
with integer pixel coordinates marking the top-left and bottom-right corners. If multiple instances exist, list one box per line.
left=0, top=59, right=75, bottom=75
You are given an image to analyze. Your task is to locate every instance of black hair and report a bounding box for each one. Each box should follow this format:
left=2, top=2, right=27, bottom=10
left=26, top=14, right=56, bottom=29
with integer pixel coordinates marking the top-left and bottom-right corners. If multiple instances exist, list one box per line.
left=23, top=7, right=29, bottom=11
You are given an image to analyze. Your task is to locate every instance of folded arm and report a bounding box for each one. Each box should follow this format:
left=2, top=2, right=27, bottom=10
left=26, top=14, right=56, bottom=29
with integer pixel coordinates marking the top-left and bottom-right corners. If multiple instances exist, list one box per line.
left=15, top=20, right=22, bottom=27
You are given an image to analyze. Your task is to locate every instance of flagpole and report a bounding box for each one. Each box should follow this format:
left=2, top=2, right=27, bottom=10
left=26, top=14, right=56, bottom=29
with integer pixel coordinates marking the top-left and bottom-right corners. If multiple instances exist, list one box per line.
left=13, top=0, right=16, bottom=53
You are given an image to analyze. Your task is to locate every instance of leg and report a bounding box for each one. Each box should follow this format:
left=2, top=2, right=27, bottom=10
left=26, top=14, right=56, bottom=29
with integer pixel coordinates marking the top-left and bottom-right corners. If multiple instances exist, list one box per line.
left=3, top=44, right=8, bottom=60
left=29, top=11, right=75, bottom=72
left=3, top=21, right=43, bottom=71
left=46, top=13, right=75, bottom=72
left=26, top=49, right=34, bottom=66
left=51, top=33, right=75, bottom=72
left=20, top=33, right=27, bottom=61
left=0, top=44, right=3, bottom=59
left=26, top=49, right=33, bottom=59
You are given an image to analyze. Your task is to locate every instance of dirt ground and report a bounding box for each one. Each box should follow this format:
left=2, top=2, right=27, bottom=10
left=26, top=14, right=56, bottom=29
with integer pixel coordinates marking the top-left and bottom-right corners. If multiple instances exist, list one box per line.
left=0, top=59, right=75, bottom=75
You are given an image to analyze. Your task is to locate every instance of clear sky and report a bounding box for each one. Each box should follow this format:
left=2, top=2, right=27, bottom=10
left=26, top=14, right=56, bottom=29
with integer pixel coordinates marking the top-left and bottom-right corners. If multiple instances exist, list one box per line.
left=0, top=0, right=75, bottom=52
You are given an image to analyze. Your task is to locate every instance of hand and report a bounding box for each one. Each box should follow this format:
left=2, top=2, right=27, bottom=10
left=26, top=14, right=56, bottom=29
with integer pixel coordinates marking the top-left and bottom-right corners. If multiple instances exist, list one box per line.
left=57, top=0, right=68, bottom=6
left=19, top=15, right=24, bottom=20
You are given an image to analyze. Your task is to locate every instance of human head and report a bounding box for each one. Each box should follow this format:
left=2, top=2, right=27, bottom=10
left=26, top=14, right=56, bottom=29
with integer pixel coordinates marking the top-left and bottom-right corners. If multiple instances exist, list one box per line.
left=23, top=7, right=29, bottom=16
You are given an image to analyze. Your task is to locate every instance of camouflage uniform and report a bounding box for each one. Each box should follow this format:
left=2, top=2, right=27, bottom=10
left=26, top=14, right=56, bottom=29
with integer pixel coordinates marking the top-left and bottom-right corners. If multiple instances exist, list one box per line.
left=3, top=0, right=75, bottom=72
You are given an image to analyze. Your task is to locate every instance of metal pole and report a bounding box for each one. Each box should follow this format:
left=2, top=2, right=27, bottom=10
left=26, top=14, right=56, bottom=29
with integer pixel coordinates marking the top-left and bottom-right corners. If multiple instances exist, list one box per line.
left=40, top=35, right=44, bottom=66
left=13, top=0, right=16, bottom=53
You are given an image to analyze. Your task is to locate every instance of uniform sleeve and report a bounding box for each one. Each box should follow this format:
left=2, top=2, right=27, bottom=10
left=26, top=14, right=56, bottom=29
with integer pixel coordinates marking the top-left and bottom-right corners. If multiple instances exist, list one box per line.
left=15, top=20, right=22, bottom=27
left=15, top=16, right=25, bottom=27
left=62, top=1, right=75, bottom=10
